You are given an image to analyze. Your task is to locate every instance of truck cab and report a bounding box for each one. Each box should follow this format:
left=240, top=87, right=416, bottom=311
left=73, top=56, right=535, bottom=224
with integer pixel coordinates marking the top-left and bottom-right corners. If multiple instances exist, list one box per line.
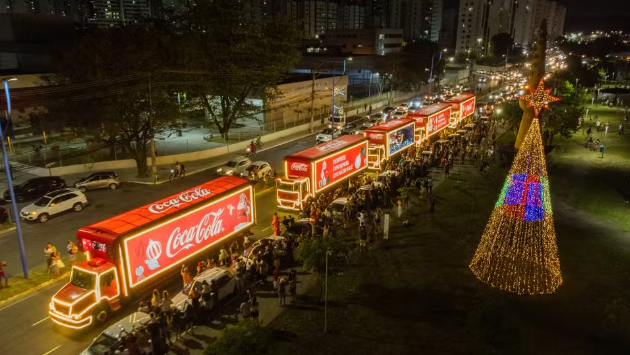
left=276, top=176, right=311, bottom=210
left=49, top=258, right=121, bottom=329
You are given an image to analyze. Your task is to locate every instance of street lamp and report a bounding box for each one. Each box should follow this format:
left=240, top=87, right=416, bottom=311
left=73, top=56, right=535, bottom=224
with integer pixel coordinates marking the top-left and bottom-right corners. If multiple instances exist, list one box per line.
left=2, top=77, right=29, bottom=278
left=429, top=49, right=446, bottom=95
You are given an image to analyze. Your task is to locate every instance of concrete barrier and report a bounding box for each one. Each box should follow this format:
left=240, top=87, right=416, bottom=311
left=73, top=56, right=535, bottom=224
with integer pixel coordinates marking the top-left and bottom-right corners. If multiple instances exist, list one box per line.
left=43, top=120, right=323, bottom=177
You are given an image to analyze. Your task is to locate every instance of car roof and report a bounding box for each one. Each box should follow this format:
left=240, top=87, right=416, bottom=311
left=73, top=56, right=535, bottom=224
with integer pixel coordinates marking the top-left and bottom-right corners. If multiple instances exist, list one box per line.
left=331, top=197, right=348, bottom=204
left=172, top=267, right=230, bottom=306
left=44, top=189, right=77, bottom=198
left=100, top=312, right=150, bottom=339
left=251, top=161, right=269, bottom=166
left=229, top=156, right=249, bottom=162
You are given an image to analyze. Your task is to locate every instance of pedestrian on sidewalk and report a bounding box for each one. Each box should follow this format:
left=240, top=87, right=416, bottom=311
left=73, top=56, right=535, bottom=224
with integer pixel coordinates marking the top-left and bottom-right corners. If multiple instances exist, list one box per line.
left=239, top=299, right=252, bottom=321
left=45, top=243, right=55, bottom=273
left=364, top=103, right=368, bottom=112
left=0, top=260, right=8, bottom=288
left=51, top=249, right=63, bottom=278
left=369, top=104, right=373, bottom=114
left=272, top=213, right=281, bottom=236
left=600, top=144, right=605, bottom=158
left=278, top=278, right=287, bottom=306
left=68, top=241, right=77, bottom=267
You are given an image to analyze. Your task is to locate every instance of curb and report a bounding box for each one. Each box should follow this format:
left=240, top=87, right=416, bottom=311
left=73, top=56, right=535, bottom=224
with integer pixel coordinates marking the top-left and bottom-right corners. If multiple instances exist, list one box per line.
left=126, top=131, right=317, bottom=185
left=0, top=272, right=69, bottom=309
left=0, top=225, right=16, bottom=238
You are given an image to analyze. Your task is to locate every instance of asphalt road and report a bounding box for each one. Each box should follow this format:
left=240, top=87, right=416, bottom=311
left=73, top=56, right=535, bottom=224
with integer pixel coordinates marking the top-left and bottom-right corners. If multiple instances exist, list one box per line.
left=0, top=132, right=319, bottom=355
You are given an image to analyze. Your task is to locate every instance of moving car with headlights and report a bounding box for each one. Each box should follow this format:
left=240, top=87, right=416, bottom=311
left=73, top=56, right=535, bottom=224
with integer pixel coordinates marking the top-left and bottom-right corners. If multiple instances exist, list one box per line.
left=381, top=106, right=396, bottom=119
left=362, top=114, right=384, bottom=128
left=49, top=177, right=256, bottom=329
left=392, top=111, right=408, bottom=119
left=328, top=114, right=346, bottom=130
left=172, top=267, right=237, bottom=312
left=3, top=176, right=66, bottom=202
left=315, top=128, right=341, bottom=143
left=241, top=161, right=272, bottom=180
left=217, top=156, right=252, bottom=176
left=80, top=312, right=150, bottom=355
left=74, top=171, right=120, bottom=192
left=20, top=189, right=87, bottom=223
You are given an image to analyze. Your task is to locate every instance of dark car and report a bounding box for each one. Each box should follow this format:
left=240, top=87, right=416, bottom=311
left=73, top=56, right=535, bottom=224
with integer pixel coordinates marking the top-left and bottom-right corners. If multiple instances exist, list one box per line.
left=382, top=106, right=396, bottom=119
left=283, top=218, right=323, bottom=239
left=3, top=177, right=66, bottom=202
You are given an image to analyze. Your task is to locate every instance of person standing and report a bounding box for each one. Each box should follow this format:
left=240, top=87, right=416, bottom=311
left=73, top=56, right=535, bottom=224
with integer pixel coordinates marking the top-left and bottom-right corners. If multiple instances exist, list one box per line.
left=68, top=241, right=77, bottom=267
left=600, top=144, right=605, bottom=158
left=45, top=243, right=55, bottom=273
left=619, top=123, right=624, bottom=135
left=278, top=278, right=287, bottom=306
left=180, top=265, right=192, bottom=286
left=271, top=213, right=281, bottom=236
left=0, top=260, right=8, bottom=288
left=239, top=299, right=252, bottom=321
left=51, top=248, right=63, bottom=278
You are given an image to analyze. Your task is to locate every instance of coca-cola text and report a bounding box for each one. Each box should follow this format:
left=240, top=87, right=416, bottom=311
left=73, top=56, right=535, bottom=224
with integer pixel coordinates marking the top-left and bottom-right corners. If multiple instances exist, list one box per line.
left=148, top=188, right=213, bottom=214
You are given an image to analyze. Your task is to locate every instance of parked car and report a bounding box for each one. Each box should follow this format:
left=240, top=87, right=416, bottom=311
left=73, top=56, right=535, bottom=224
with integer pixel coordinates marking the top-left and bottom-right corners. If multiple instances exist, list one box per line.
left=172, top=267, right=237, bottom=312
left=241, top=161, right=272, bottom=180
left=73, top=171, right=120, bottom=192
left=328, top=197, right=348, bottom=216
left=80, top=311, right=150, bottom=355
left=242, top=235, right=285, bottom=263
left=0, top=207, right=7, bottom=224
left=217, top=156, right=252, bottom=176
left=316, top=128, right=341, bottom=143
left=20, top=188, right=88, bottom=223
left=282, top=218, right=323, bottom=239
left=392, top=111, right=408, bottom=119
left=381, top=107, right=396, bottom=118
left=3, top=176, right=66, bottom=202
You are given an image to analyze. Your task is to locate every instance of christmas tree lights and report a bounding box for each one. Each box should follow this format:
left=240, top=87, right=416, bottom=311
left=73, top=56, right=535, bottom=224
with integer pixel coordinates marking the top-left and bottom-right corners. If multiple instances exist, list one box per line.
left=469, top=117, right=562, bottom=295
left=520, top=79, right=561, bottom=117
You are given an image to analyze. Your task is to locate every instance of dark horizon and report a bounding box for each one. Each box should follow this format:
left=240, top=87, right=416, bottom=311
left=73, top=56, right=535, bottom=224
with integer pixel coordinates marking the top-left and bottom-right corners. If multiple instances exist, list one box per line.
left=558, top=0, right=630, bottom=32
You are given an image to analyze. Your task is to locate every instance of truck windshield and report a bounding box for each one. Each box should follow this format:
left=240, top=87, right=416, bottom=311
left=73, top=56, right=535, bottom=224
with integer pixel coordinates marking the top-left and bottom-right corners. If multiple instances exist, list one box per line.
left=277, top=181, right=297, bottom=191
left=71, top=268, right=96, bottom=290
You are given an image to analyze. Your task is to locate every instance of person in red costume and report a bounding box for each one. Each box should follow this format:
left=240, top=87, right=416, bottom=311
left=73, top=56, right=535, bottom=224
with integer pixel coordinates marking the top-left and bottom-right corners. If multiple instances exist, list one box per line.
left=272, top=213, right=281, bottom=236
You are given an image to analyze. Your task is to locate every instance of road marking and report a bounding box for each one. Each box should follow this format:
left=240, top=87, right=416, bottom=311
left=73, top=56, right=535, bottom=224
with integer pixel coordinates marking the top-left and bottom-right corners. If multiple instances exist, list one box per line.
left=32, top=316, right=50, bottom=326
left=42, top=345, right=61, bottom=355
left=261, top=226, right=271, bottom=232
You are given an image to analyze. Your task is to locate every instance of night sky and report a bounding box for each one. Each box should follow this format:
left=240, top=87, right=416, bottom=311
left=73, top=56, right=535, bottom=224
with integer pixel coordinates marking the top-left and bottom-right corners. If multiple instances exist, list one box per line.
left=557, top=0, right=630, bottom=32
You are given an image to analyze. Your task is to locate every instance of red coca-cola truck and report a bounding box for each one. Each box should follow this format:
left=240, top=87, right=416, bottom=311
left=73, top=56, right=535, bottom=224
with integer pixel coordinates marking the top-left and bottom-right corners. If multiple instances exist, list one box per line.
left=49, top=177, right=255, bottom=329
left=276, top=135, right=369, bottom=210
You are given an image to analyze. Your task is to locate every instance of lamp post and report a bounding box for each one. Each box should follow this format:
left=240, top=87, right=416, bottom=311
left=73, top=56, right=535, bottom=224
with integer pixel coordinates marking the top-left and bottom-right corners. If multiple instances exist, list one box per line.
left=429, top=49, right=445, bottom=95
left=2, top=78, right=29, bottom=278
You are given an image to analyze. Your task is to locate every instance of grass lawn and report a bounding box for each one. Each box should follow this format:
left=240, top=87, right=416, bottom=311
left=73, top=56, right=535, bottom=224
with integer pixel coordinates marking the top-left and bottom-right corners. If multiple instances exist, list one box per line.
left=266, top=121, right=630, bottom=355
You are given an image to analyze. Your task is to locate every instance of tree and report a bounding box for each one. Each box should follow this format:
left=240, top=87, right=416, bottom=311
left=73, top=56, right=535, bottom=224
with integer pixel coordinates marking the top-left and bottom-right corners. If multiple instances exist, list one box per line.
left=174, top=0, right=303, bottom=138
left=496, top=101, right=523, bottom=135
left=545, top=104, right=584, bottom=145
left=46, top=27, right=180, bottom=177
left=296, top=235, right=350, bottom=302
left=203, top=319, right=273, bottom=355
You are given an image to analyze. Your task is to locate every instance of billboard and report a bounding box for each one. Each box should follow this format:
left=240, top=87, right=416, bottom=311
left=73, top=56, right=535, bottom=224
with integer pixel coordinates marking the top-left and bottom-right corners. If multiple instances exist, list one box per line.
left=124, top=186, right=254, bottom=287
left=388, top=124, right=414, bottom=156
left=314, top=142, right=367, bottom=193
left=426, top=109, right=450, bottom=137
left=461, top=97, right=476, bottom=118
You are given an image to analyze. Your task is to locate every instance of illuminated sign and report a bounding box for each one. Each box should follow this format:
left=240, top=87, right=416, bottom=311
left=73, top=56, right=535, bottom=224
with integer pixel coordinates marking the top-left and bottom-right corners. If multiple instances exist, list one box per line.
left=426, top=109, right=450, bottom=137
left=460, top=97, right=476, bottom=118
left=315, top=139, right=350, bottom=152
left=285, top=159, right=311, bottom=177
left=290, top=163, right=308, bottom=172
left=148, top=187, right=212, bottom=214
left=125, top=187, right=254, bottom=287
left=367, top=133, right=385, bottom=145
left=388, top=124, right=414, bottom=156
left=314, top=142, right=367, bottom=193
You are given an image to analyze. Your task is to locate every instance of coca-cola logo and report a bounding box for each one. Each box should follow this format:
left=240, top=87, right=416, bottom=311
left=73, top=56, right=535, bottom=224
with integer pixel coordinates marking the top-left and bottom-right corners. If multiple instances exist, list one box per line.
left=148, top=188, right=213, bottom=214
left=315, top=139, right=348, bottom=151
left=369, top=133, right=384, bottom=140
left=291, top=163, right=308, bottom=171
left=166, top=208, right=225, bottom=257
left=381, top=120, right=403, bottom=127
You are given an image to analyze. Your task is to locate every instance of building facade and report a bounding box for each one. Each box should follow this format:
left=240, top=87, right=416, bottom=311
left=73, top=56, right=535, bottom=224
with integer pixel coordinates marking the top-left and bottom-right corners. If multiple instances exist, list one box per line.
left=321, top=28, right=403, bottom=55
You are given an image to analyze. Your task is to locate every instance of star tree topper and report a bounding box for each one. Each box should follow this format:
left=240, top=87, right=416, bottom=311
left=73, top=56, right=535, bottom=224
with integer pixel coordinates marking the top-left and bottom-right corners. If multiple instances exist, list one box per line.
left=519, top=79, right=561, bottom=117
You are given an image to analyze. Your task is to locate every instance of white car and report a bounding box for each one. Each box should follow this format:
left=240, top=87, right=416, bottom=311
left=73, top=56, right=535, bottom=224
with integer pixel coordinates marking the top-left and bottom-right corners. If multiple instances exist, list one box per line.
left=241, top=161, right=272, bottom=179
left=217, top=156, right=252, bottom=176
left=396, top=104, right=409, bottom=112
left=327, top=197, right=348, bottom=216
left=316, top=128, right=341, bottom=143
left=172, top=267, right=237, bottom=312
left=80, top=312, right=150, bottom=355
left=20, top=188, right=87, bottom=223
left=392, top=111, right=408, bottom=119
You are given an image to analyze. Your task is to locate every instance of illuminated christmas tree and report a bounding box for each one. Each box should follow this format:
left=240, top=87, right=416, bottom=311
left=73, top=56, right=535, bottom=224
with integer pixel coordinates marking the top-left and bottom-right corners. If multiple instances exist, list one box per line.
left=469, top=80, right=562, bottom=295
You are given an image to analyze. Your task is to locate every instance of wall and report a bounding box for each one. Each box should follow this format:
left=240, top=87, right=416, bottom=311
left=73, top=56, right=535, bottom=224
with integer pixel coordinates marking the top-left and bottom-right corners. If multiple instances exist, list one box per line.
left=38, top=89, right=424, bottom=177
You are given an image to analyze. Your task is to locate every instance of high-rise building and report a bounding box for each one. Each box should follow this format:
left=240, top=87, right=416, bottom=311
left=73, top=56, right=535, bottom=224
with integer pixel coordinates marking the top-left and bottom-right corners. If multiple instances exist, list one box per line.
left=512, top=0, right=536, bottom=47
left=430, top=0, right=443, bottom=42
left=545, top=0, right=565, bottom=41
left=438, top=5, right=458, bottom=50
left=388, top=0, right=402, bottom=29
left=339, top=0, right=366, bottom=29
left=402, top=0, right=432, bottom=41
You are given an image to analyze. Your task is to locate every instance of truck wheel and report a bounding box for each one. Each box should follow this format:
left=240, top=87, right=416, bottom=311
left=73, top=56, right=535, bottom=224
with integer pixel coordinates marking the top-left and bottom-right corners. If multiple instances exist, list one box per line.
left=93, top=305, right=109, bottom=323
left=38, top=213, right=49, bottom=223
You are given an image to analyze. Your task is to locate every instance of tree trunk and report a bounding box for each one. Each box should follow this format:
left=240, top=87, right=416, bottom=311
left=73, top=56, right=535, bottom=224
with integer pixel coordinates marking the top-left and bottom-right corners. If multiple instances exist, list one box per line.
left=130, top=144, right=149, bottom=177
left=108, top=140, right=116, bottom=160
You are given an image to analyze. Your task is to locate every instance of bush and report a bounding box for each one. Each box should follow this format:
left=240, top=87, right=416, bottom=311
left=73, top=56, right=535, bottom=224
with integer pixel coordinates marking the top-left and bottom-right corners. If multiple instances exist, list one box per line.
left=203, top=319, right=273, bottom=355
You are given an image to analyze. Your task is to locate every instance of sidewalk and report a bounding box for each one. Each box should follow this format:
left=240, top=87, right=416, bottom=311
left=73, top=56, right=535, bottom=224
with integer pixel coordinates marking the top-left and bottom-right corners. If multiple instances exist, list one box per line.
left=167, top=266, right=318, bottom=355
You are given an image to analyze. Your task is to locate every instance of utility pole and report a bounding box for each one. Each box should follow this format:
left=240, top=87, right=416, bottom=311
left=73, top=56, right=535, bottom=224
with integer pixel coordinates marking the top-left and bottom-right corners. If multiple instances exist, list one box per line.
left=310, top=63, right=316, bottom=133
left=149, top=74, right=157, bottom=184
